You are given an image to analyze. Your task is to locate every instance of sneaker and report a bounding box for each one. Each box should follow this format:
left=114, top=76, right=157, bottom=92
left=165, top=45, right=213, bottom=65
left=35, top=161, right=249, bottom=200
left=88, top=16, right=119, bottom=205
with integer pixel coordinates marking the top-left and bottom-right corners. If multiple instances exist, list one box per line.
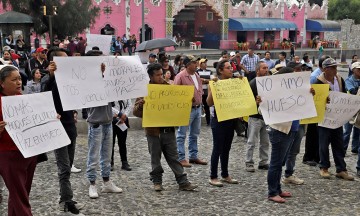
left=335, top=171, right=354, bottom=181
left=71, top=165, right=82, bottom=173
left=320, top=168, right=331, bottom=179
left=154, top=184, right=164, bottom=192
left=101, top=181, right=123, bottom=193
left=282, top=175, right=304, bottom=185
left=245, top=164, right=255, bottom=172
left=59, top=201, right=80, bottom=214
left=351, top=150, right=358, bottom=155
left=258, top=164, right=269, bottom=170
left=89, top=184, right=99, bottom=199
left=179, top=182, right=198, bottom=191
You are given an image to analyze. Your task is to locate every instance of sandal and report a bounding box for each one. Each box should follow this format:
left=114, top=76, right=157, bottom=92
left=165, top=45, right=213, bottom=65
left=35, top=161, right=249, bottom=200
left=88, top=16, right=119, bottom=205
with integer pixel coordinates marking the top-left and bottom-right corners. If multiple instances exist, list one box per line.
left=279, top=191, right=292, bottom=197
left=268, top=195, right=286, bottom=203
left=221, top=177, right=239, bottom=184
left=209, top=179, right=223, bottom=187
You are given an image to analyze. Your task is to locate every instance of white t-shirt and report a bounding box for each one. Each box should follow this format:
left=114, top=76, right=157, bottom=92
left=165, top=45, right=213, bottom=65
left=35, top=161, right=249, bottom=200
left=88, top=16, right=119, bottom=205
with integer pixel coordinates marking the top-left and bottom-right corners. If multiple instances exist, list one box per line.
left=190, top=74, right=199, bottom=90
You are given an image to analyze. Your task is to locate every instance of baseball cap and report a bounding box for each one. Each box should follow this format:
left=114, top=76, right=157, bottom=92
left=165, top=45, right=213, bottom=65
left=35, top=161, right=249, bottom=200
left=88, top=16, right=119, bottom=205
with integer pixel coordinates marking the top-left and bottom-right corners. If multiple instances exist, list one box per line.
left=183, top=55, right=200, bottom=66
left=230, top=51, right=236, bottom=57
left=322, top=58, right=337, bottom=69
left=286, top=61, right=302, bottom=69
left=36, top=47, right=48, bottom=53
left=149, top=53, right=156, bottom=58
left=351, top=62, right=360, bottom=70
left=199, top=58, right=207, bottom=64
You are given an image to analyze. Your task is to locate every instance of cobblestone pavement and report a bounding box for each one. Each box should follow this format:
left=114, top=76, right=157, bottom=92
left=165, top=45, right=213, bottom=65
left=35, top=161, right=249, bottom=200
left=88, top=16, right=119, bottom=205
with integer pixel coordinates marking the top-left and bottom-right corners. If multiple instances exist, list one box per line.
left=1, top=126, right=360, bottom=216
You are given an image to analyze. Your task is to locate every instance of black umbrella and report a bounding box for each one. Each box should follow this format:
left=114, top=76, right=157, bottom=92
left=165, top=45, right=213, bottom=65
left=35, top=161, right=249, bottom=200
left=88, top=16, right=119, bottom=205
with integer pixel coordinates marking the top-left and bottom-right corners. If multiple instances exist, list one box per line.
left=135, top=38, right=178, bottom=52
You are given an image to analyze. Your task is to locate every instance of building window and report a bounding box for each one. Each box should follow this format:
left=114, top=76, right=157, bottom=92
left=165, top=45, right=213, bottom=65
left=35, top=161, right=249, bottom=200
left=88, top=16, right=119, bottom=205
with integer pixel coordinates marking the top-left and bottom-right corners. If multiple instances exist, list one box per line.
left=206, top=12, right=213, bottom=21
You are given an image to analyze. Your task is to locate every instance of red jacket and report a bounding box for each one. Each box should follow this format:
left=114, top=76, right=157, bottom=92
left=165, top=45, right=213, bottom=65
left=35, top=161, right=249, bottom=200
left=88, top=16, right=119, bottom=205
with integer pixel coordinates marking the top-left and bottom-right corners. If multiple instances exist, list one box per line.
left=0, top=93, right=19, bottom=151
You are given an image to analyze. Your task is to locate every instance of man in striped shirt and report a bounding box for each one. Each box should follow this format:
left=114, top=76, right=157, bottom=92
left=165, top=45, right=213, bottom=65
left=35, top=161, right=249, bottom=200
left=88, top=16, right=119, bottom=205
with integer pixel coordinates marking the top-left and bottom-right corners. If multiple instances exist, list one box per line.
left=241, top=48, right=260, bottom=81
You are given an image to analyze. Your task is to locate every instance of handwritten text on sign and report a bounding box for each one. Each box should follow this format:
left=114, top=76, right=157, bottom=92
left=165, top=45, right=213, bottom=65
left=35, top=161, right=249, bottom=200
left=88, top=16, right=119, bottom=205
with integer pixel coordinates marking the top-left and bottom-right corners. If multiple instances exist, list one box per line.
left=85, top=34, right=113, bottom=55
left=256, top=72, right=316, bottom=125
left=143, top=84, right=194, bottom=127
left=209, top=78, right=257, bottom=122
left=103, top=56, right=149, bottom=101
left=318, top=91, right=360, bottom=129
left=2, top=92, right=70, bottom=158
left=300, top=84, right=329, bottom=124
left=54, top=56, right=108, bottom=111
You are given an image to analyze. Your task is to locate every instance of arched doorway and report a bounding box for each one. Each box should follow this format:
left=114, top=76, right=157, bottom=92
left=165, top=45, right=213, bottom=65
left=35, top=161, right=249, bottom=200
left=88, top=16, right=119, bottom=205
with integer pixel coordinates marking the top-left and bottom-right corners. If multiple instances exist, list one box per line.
left=101, top=24, right=115, bottom=35
left=139, top=24, right=153, bottom=43
left=173, top=1, right=221, bottom=49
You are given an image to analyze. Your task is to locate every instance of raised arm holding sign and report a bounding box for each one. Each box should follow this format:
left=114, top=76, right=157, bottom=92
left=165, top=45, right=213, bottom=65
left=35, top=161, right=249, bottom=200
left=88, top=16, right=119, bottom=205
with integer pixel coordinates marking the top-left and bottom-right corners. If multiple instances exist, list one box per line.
left=256, top=72, right=317, bottom=125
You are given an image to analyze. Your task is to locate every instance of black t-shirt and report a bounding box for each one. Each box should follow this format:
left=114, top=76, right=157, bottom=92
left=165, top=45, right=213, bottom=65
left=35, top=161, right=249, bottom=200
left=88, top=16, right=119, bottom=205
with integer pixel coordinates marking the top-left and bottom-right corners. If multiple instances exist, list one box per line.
left=249, top=78, right=263, bottom=120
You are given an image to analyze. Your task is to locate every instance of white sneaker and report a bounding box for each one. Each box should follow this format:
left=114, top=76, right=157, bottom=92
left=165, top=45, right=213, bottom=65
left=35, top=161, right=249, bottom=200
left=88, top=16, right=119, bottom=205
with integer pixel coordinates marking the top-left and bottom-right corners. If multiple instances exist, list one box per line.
left=101, top=181, right=123, bottom=193
left=71, top=165, right=82, bottom=173
left=89, top=184, right=99, bottom=199
left=282, top=175, right=304, bottom=185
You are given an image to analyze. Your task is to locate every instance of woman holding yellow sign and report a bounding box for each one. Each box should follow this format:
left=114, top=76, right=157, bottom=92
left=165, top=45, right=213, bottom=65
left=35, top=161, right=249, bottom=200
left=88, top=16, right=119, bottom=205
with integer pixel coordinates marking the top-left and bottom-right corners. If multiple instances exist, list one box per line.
left=207, top=60, right=239, bottom=187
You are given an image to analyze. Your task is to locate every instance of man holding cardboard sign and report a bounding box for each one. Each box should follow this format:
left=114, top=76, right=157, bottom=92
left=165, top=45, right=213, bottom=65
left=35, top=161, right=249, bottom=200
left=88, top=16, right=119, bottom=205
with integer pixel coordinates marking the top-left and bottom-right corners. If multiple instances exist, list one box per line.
left=315, top=58, right=354, bottom=180
left=133, top=63, right=197, bottom=192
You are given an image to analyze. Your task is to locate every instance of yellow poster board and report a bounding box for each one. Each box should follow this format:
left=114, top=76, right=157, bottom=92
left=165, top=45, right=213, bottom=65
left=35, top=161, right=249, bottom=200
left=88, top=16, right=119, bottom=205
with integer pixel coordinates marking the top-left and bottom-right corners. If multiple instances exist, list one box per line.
left=209, top=78, right=258, bottom=122
left=300, top=84, right=329, bottom=124
left=142, top=84, right=194, bottom=127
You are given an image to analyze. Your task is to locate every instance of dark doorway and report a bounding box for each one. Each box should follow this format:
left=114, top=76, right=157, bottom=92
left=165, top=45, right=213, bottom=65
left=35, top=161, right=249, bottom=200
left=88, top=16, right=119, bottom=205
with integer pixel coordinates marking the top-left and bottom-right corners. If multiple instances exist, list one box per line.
left=139, top=24, right=153, bottom=43
left=173, top=2, right=220, bottom=49
left=237, top=32, right=247, bottom=43
left=101, top=24, right=115, bottom=35
left=289, top=31, right=297, bottom=42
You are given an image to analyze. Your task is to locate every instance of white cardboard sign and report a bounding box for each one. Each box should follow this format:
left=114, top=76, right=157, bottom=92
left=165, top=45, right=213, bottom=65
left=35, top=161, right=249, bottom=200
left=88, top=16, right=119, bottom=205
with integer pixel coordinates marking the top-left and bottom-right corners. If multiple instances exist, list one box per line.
left=2, top=92, right=71, bottom=158
left=256, top=72, right=317, bottom=125
left=54, top=56, right=109, bottom=111
left=103, top=56, right=149, bottom=101
left=318, top=91, right=360, bottom=129
left=85, top=34, right=113, bottom=55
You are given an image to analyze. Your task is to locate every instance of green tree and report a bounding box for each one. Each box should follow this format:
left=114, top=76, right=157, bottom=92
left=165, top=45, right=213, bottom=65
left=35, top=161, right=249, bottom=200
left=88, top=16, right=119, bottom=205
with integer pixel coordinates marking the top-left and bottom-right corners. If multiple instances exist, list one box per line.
left=328, top=0, right=360, bottom=24
left=1, top=0, right=100, bottom=38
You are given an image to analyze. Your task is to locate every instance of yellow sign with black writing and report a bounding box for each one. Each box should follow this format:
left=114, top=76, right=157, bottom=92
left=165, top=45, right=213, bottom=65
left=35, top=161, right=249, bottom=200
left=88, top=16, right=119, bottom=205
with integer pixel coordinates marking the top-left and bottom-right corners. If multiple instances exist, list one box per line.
left=300, top=84, right=329, bottom=124
left=209, top=78, right=258, bottom=122
left=142, top=84, right=194, bottom=127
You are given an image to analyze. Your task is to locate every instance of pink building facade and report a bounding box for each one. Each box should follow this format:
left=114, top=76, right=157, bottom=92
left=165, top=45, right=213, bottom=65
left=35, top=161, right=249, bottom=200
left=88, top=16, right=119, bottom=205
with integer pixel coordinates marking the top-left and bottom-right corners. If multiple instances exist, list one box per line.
left=0, top=0, right=339, bottom=50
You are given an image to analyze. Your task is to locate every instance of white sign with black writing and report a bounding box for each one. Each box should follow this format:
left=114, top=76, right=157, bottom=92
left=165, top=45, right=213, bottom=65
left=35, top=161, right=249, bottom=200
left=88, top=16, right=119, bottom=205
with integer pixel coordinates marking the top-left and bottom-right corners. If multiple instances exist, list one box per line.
left=256, top=72, right=317, bottom=125
left=319, top=91, right=360, bottom=129
left=85, top=34, right=113, bottom=55
left=54, top=56, right=108, bottom=110
left=2, top=92, right=70, bottom=158
left=103, top=56, right=149, bottom=101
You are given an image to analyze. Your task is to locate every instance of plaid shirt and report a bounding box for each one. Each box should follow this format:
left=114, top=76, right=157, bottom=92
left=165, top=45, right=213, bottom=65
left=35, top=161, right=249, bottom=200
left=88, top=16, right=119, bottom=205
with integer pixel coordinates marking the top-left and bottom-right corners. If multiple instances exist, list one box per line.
left=241, top=54, right=260, bottom=72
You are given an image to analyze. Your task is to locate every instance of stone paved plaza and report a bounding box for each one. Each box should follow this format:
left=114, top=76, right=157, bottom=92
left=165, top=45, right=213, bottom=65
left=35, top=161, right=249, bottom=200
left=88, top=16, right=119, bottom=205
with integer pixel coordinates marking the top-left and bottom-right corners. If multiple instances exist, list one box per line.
left=1, top=125, right=360, bottom=216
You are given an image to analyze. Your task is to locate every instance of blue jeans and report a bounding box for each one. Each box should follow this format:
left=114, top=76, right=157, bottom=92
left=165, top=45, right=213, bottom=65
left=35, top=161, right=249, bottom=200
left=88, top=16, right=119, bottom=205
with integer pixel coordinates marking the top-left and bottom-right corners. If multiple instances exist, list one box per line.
left=343, top=122, right=360, bottom=152
left=210, top=117, right=235, bottom=179
left=176, top=107, right=202, bottom=161
left=86, top=123, right=113, bottom=182
left=284, top=125, right=304, bottom=177
left=267, top=129, right=296, bottom=197
left=318, top=126, right=347, bottom=173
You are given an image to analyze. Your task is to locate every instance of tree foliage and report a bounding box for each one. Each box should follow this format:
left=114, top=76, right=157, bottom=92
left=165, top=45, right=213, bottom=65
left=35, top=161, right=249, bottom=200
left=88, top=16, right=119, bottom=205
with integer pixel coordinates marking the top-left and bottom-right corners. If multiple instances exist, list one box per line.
left=328, top=0, right=360, bottom=24
left=0, top=0, right=100, bottom=38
